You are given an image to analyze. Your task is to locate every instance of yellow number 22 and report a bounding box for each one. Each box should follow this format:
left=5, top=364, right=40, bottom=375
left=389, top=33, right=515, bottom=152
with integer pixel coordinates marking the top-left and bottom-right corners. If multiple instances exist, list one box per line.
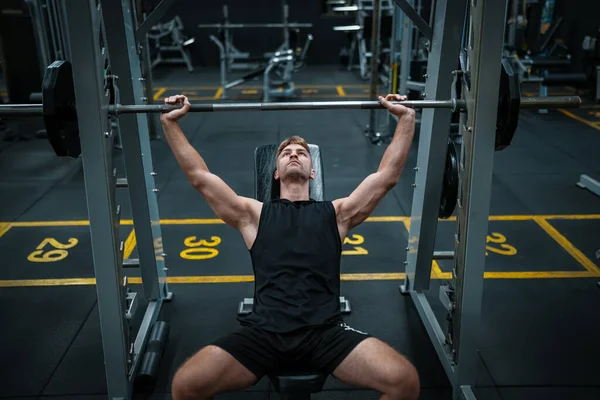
left=486, top=232, right=517, bottom=256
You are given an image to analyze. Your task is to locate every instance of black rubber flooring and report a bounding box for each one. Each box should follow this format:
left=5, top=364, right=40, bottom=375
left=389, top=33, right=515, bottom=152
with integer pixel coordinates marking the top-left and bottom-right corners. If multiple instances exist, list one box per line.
left=1, top=67, right=600, bottom=400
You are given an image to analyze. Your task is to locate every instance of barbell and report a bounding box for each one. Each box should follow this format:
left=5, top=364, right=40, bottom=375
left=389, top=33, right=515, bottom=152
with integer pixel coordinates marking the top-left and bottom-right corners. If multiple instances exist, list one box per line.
left=0, top=60, right=583, bottom=158
left=1, top=95, right=579, bottom=115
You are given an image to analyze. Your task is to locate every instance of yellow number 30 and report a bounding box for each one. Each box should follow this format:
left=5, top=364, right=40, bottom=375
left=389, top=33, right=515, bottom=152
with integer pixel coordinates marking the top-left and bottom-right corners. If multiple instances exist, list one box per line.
left=28, top=238, right=78, bottom=263
left=180, top=236, right=222, bottom=260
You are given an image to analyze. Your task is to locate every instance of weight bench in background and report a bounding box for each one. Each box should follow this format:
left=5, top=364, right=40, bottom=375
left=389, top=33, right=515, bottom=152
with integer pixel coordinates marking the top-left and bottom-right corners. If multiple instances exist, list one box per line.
left=238, top=143, right=351, bottom=399
left=147, top=16, right=195, bottom=73
left=211, top=33, right=313, bottom=101
left=263, top=34, right=313, bottom=102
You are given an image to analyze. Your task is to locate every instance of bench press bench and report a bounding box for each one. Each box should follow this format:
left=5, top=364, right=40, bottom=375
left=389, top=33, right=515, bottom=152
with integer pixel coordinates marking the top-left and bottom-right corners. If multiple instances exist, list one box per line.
left=236, top=143, right=352, bottom=398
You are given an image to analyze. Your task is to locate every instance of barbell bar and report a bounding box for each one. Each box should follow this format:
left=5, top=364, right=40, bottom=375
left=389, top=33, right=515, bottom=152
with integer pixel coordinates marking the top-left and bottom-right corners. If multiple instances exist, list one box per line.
left=0, top=96, right=582, bottom=118
left=112, top=99, right=465, bottom=114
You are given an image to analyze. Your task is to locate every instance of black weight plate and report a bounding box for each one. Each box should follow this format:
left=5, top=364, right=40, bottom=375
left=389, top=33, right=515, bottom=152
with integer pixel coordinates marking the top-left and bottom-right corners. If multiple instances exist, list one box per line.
left=495, top=58, right=521, bottom=151
left=439, top=139, right=459, bottom=219
left=42, top=60, right=80, bottom=158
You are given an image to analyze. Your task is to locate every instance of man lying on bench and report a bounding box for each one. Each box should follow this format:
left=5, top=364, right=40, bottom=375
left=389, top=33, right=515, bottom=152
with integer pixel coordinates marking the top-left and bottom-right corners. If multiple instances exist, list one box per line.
left=160, top=93, right=420, bottom=400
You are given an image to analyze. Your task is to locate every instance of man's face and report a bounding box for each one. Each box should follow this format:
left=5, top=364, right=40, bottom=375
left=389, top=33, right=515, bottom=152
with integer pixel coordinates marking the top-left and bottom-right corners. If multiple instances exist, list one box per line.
left=274, top=144, right=315, bottom=182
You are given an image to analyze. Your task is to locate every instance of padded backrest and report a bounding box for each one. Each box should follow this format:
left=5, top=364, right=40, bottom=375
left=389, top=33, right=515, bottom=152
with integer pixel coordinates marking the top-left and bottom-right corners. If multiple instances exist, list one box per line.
left=254, top=143, right=324, bottom=202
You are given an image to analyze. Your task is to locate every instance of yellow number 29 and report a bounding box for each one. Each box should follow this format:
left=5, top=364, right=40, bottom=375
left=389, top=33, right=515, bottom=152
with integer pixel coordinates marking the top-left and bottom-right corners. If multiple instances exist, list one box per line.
left=28, top=238, right=78, bottom=263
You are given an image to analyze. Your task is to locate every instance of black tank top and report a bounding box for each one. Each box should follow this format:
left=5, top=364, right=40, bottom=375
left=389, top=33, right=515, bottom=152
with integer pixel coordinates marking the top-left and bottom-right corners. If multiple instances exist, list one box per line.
left=239, top=199, right=344, bottom=333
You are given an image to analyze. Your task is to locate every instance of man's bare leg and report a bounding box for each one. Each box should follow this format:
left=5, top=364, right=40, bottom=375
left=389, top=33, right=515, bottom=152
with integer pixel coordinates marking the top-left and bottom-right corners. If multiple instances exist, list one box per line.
left=332, top=338, right=420, bottom=400
left=172, top=345, right=258, bottom=400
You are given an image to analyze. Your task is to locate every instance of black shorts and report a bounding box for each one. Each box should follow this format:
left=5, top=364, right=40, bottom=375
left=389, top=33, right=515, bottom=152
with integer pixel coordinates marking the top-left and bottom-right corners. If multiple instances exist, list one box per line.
left=211, top=323, right=372, bottom=379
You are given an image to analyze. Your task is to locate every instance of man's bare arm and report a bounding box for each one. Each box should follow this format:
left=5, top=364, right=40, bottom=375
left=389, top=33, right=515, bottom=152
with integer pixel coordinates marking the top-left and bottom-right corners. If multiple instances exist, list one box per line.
left=160, top=95, right=259, bottom=229
left=334, top=94, right=415, bottom=234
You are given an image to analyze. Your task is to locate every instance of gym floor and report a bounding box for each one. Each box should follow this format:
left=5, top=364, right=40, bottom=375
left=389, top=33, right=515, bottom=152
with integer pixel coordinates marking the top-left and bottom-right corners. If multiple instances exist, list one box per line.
left=1, top=66, right=600, bottom=400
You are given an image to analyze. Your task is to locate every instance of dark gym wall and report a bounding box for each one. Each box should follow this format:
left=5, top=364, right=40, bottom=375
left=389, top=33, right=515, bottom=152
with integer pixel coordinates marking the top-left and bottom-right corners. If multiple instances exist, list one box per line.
left=553, top=0, right=600, bottom=73
left=147, top=0, right=355, bottom=67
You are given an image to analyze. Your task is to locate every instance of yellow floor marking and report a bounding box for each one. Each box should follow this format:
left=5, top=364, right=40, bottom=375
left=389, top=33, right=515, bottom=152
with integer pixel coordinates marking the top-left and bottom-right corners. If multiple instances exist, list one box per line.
left=489, top=215, right=535, bottom=221
left=420, top=214, right=600, bottom=222
left=400, top=216, right=598, bottom=279
left=543, top=214, right=600, bottom=220
left=213, top=88, right=224, bottom=100
left=160, top=218, right=225, bottom=225
left=2, top=270, right=597, bottom=288
left=0, top=223, right=12, bottom=238
left=152, top=87, right=167, bottom=101
left=341, top=273, right=405, bottom=280
left=432, top=261, right=444, bottom=278
left=558, top=109, right=600, bottom=131
left=123, top=229, right=137, bottom=259
left=155, top=275, right=254, bottom=284
left=436, top=271, right=597, bottom=279
left=402, top=219, right=411, bottom=231
left=0, top=278, right=97, bottom=287
left=336, top=86, right=346, bottom=97
left=4, top=214, right=600, bottom=228
left=483, top=271, right=595, bottom=279
left=9, top=220, right=93, bottom=227
left=366, top=216, right=407, bottom=222
left=533, top=217, right=600, bottom=276
left=445, top=215, right=556, bottom=221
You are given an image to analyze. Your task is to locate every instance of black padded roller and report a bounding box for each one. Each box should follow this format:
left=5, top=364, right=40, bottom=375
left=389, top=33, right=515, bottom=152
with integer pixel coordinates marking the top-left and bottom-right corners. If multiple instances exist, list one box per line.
left=136, top=321, right=170, bottom=387
left=542, top=72, right=588, bottom=86
left=528, top=57, right=571, bottom=68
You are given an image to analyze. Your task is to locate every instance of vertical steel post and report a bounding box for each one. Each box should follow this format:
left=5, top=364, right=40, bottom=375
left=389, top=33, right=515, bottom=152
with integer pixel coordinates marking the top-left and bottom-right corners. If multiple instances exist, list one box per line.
left=62, top=1, right=130, bottom=398
left=452, top=1, right=508, bottom=397
left=398, top=0, right=413, bottom=97
left=102, top=0, right=170, bottom=304
left=367, top=0, right=382, bottom=139
left=402, top=0, right=466, bottom=293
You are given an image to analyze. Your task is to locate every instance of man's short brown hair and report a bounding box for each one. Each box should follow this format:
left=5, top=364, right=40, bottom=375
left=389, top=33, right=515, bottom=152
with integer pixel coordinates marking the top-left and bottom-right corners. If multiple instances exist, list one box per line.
left=276, top=136, right=311, bottom=159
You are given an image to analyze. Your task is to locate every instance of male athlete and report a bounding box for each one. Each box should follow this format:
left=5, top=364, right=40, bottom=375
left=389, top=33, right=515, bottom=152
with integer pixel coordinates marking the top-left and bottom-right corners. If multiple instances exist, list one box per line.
left=160, top=94, right=419, bottom=400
